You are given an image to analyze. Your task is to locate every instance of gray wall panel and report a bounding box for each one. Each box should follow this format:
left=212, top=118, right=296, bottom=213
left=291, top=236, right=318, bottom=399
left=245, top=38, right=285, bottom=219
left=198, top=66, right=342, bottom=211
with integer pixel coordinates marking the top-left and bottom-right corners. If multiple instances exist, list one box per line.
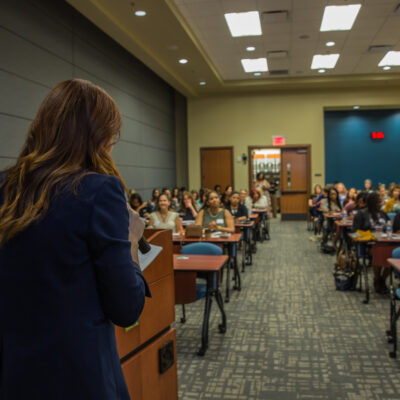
left=0, top=0, right=176, bottom=195
left=0, top=0, right=73, bottom=61
left=0, top=70, right=48, bottom=119
left=0, top=114, right=30, bottom=157
left=0, top=27, right=73, bottom=88
left=0, top=157, right=16, bottom=170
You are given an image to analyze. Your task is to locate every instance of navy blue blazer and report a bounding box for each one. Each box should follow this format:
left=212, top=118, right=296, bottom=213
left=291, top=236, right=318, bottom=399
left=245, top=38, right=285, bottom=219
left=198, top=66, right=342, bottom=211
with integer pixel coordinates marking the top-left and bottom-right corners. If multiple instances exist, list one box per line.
left=0, top=174, right=149, bottom=399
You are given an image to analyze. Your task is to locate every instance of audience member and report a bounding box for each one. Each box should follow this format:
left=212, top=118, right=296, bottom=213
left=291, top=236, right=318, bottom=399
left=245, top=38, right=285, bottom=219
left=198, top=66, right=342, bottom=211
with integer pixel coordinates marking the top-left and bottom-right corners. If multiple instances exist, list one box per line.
left=379, top=184, right=389, bottom=207
left=179, top=191, right=198, bottom=221
left=226, top=191, right=248, bottom=221
left=353, top=192, right=389, bottom=294
left=129, top=193, right=151, bottom=219
left=384, top=185, right=400, bottom=213
left=191, top=190, right=200, bottom=210
left=214, top=185, right=222, bottom=196
left=246, top=188, right=268, bottom=211
left=195, top=191, right=234, bottom=233
left=364, top=179, right=373, bottom=193
left=254, top=172, right=270, bottom=195
left=148, top=193, right=183, bottom=234
left=147, top=188, right=160, bottom=212
left=335, top=182, right=347, bottom=205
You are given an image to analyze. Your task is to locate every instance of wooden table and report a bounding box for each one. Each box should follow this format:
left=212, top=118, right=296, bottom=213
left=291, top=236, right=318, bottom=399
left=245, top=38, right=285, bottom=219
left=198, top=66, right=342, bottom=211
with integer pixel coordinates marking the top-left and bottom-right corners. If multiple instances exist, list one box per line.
left=386, top=258, right=400, bottom=358
left=235, top=220, right=255, bottom=271
left=173, top=233, right=242, bottom=302
left=174, top=254, right=228, bottom=356
left=349, top=232, right=400, bottom=304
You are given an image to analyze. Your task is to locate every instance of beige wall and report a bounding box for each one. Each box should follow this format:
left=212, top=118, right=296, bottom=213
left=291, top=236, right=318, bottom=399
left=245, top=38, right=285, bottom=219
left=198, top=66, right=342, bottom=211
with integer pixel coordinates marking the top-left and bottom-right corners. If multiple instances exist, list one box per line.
left=187, top=86, right=400, bottom=191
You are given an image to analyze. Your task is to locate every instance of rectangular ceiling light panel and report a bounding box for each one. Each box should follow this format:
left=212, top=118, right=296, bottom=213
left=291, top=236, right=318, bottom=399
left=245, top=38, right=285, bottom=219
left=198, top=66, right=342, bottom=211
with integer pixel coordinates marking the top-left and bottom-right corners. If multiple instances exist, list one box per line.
left=225, top=11, right=262, bottom=37
left=241, top=58, right=269, bottom=73
left=311, top=54, right=340, bottom=69
left=320, top=5, right=361, bottom=31
left=379, top=51, right=400, bottom=66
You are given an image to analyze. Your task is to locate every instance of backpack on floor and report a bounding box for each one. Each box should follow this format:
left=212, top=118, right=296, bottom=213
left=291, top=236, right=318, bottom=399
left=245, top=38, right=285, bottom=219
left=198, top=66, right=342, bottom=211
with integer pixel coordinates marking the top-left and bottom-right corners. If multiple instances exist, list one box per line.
left=333, top=249, right=356, bottom=291
left=321, top=243, right=335, bottom=254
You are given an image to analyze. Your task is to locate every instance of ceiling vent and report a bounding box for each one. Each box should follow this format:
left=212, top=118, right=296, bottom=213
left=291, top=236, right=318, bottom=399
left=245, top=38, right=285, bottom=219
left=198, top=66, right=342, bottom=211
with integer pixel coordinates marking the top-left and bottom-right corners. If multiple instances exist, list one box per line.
left=394, top=3, right=400, bottom=15
left=269, top=69, right=289, bottom=76
left=368, top=45, right=393, bottom=54
left=267, top=50, right=288, bottom=59
left=261, top=10, right=289, bottom=23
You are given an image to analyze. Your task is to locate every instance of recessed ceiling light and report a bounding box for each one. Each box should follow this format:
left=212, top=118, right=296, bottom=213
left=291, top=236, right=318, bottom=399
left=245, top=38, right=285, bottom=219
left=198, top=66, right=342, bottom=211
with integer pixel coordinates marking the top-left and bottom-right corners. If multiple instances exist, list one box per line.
left=199, top=81, right=206, bottom=85
left=318, top=69, right=326, bottom=73
left=241, top=58, right=269, bottom=73
left=224, top=11, right=262, bottom=37
left=246, top=46, right=256, bottom=52
left=320, top=5, right=361, bottom=31
left=326, top=41, right=335, bottom=47
left=383, top=66, right=391, bottom=70
left=353, top=106, right=360, bottom=109
left=178, top=59, right=188, bottom=64
left=254, top=72, right=262, bottom=76
left=379, top=51, right=400, bottom=66
left=311, top=54, right=340, bottom=69
left=134, top=10, right=146, bottom=17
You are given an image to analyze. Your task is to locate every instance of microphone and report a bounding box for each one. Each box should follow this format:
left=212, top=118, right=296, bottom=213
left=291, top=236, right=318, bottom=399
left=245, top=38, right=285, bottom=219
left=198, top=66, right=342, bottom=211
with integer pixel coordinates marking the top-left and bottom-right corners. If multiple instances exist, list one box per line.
left=138, top=236, right=151, bottom=254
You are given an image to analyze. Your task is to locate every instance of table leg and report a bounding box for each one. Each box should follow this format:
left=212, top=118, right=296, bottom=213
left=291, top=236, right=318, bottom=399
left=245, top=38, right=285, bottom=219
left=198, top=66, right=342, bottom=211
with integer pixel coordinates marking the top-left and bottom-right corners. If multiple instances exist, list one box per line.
left=225, top=254, right=230, bottom=303
left=241, top=232, right=246, bottom=273
left=215, top=288, right=227, bottom=334
left=198, top=286, right=213, bottom=356
left=231, top=243, right=241, bottom=291
left=362, top=250, right=370, bottom=304
left=246, top=228, right=253, bottom=265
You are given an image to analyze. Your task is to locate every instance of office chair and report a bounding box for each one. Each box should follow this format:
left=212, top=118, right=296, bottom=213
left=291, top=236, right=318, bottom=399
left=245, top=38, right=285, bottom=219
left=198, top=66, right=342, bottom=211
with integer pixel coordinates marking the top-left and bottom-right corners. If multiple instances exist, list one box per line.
left=180, top=242, right=223, bottom=323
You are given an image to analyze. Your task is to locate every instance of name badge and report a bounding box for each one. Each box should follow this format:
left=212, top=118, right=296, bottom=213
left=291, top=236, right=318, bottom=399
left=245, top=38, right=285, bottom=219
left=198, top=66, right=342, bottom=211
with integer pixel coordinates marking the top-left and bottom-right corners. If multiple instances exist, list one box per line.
left=216, top=218, right=224, bottom=225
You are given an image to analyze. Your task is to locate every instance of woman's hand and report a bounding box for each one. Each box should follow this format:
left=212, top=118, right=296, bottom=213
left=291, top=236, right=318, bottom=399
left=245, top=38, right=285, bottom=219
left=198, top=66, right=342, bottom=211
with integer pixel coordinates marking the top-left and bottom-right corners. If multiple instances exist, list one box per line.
left=208, top=221, right=218, bottom=231
left=127, top=204, right=145, bottom=266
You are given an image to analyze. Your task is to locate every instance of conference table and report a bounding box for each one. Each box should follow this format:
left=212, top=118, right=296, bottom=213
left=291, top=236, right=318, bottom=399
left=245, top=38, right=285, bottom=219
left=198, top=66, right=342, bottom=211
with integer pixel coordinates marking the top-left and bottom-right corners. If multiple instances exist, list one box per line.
left=349, top=232, right=400, bottom=304
left=173, top=233, right=242, bottom=302
left=174, top=254, right=228, bottom=356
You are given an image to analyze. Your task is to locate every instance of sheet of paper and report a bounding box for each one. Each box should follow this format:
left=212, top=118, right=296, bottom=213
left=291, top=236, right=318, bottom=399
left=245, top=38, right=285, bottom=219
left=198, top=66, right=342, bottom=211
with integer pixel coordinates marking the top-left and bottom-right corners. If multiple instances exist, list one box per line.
left=138, top=244, right=163, bottom=272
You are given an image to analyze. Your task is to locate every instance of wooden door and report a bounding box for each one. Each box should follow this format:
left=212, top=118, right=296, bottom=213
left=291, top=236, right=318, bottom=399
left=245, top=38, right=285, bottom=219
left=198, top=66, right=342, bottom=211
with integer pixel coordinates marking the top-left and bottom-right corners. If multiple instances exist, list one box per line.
left=280, top=146, right=310, bottom=220
left=200, top=147, right=233, bottom=190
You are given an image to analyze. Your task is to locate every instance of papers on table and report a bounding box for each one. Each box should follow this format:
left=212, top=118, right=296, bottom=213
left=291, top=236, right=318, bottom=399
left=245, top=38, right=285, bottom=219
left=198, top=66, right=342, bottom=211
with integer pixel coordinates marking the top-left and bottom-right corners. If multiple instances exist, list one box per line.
left=138, top=244, right=163, bottom=272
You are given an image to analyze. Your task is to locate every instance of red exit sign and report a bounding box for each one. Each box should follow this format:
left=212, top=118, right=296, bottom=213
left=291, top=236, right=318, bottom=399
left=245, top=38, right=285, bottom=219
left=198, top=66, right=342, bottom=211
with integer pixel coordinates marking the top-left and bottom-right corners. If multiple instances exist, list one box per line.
left=273, top=136, right=286, bottom=146
left=371, top=131, right=385, bottom=140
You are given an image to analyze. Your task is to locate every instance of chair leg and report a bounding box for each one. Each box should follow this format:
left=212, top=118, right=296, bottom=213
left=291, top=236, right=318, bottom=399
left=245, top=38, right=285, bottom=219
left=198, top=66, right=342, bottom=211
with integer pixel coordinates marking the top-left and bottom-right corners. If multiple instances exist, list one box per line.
left=181, top=304, right=186, bottom=323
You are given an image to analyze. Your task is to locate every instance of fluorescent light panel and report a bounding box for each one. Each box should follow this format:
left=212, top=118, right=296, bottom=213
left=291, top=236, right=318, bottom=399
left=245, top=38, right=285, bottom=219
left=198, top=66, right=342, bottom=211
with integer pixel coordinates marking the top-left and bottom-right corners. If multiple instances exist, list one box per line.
left=379, top=51, right=400, bottom=66
left=311, top=54, right=340, bottom=69
left=225, top=11, right=262, bottom=37
left=241, top=58, right=268, bottom=73
left=320, top=5, right=361, bottom=31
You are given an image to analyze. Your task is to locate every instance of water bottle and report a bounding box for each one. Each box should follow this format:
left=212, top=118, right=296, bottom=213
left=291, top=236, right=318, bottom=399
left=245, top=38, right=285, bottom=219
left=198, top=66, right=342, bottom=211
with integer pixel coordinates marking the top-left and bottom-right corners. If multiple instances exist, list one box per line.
left=342, top=209, right=347, bottom=220
left=386, top=221, right=393, bottom=238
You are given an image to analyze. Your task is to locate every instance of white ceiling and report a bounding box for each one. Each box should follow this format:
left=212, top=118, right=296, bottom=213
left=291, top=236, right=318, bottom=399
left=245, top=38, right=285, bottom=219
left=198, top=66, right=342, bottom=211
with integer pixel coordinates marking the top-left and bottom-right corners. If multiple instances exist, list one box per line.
left=173, top=0, right=400, bottom=80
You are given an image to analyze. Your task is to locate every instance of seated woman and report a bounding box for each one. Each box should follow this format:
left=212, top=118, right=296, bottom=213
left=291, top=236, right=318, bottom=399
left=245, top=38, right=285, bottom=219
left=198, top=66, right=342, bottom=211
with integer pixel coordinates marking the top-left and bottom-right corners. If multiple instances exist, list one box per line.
left=246, top=188, right=268, bottom=211
left=352, top=192, right=389, bottom=294
left=335, top=182, right=347, bottom=206
left=379, top=184, right=389, bottom=208
left=321, top=187, right=342, bottom=247
left=129, top=193, right=152, bottom=219
left=172, top=187, right=180, bottom=208
left=148, top=193, right=183, bottom=234
left=179, top=191, right=199, bottom=221
left=147, top=188, right=160, bottom=212
left=308, top=184, right=322, bottom=220
left=191, top=190, right=200, bottom=210
left=195, top=191, right=234, bottom=233
left=321, top=187, right=342, bottom=214
left=254, top=172, right=270, bottom=195
left=343, top=187, right=357, bottom=214
left=226, top=191, right=248, bottom=221
left=384, top=185, right=400, bottom=214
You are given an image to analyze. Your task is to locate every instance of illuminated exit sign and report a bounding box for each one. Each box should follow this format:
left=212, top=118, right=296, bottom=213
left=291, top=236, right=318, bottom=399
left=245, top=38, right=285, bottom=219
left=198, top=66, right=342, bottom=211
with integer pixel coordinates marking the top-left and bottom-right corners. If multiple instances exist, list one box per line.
left=273, top=136, right=286, bottom=146
left=371, top=131, right=384, bottom=140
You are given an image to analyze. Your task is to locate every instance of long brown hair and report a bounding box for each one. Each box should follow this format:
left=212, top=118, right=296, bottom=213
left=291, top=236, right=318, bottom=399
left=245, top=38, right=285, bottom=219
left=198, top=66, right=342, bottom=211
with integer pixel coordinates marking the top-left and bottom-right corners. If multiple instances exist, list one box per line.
left=0, top=79, right=126, bottom=245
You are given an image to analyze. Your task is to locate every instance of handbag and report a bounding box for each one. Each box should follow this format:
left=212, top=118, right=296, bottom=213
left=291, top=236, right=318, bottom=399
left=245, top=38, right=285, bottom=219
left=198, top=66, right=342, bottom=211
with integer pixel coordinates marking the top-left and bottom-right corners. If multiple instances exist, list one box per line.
left=185, top=224, right=203, bottom=238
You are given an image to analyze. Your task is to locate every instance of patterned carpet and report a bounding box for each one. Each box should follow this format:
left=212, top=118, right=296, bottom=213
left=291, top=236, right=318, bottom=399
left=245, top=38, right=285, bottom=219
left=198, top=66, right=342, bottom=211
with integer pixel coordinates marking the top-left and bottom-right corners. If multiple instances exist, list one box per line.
left=174, top=219, right=400, bottom=400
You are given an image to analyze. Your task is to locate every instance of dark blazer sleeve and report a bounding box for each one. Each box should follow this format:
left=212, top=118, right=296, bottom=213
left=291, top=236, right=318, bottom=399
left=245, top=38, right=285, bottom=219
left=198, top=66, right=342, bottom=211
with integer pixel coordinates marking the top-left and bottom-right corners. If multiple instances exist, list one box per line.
left=393, top=213, right=400, bottom=233
left=89, top=176, right=148, bottom=328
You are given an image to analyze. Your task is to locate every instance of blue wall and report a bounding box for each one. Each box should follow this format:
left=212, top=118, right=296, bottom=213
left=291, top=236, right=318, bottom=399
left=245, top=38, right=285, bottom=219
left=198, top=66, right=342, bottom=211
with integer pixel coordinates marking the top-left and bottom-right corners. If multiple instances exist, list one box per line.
left=324, top=109, right=400, bottom=190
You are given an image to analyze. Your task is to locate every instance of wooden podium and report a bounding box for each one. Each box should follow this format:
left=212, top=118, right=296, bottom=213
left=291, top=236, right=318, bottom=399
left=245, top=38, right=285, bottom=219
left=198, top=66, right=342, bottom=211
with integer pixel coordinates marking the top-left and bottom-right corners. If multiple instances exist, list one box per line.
left=115, top=229, right=178, bottom=400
